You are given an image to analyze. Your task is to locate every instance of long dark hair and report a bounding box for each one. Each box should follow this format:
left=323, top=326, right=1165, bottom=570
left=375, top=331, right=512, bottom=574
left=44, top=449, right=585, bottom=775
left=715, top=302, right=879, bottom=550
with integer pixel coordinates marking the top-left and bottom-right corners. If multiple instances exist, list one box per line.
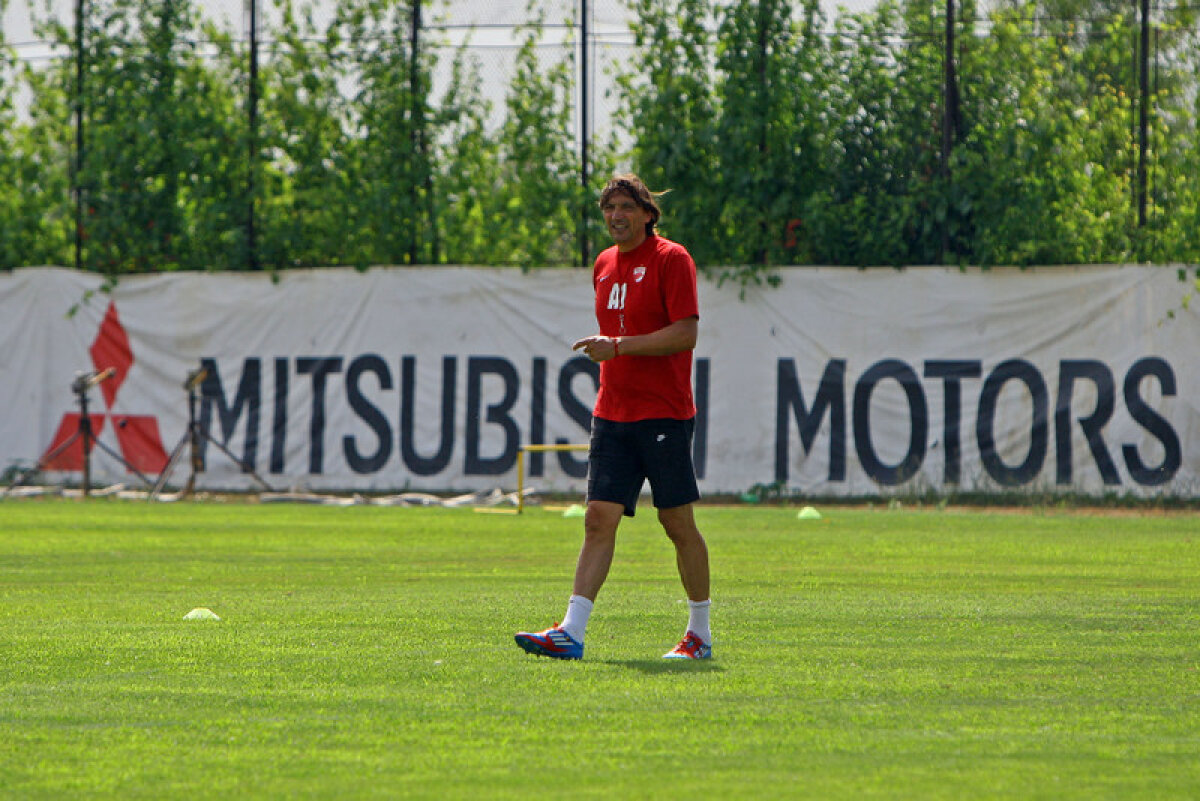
left=599, top=174, right=663, bottom=236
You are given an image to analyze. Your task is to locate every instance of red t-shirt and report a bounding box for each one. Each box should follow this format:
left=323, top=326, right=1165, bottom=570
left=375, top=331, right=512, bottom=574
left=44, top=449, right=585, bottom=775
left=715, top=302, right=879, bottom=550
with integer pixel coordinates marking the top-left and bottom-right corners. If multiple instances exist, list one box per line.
left=591, top=234, right=699, bottom=422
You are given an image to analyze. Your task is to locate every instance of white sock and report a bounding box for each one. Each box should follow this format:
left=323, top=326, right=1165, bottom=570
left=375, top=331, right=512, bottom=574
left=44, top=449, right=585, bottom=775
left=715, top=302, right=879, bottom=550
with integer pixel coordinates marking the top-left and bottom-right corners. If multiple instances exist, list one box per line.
left=560, top=595, right=593, bottom=643
left=687, top=599, right=712, bottom=644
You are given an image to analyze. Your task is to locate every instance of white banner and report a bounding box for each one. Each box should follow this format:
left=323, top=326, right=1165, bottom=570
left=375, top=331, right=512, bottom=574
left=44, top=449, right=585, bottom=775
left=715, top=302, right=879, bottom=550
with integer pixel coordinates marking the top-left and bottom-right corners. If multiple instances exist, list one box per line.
left=1, top=265, right=1197, bottom=498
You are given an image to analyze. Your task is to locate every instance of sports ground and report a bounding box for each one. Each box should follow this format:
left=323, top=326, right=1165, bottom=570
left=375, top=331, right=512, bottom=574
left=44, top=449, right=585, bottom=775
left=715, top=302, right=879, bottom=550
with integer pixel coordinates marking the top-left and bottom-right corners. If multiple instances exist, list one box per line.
left=1, top=499, right=1197, bottom=799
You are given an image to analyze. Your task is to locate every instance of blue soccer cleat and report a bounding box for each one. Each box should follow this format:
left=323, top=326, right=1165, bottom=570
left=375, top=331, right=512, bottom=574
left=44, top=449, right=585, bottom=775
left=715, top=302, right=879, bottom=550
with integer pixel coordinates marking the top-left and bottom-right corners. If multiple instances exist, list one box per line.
left=663, top=631, right=712, bottom=660
left=514, top=625, right=584, bottom=660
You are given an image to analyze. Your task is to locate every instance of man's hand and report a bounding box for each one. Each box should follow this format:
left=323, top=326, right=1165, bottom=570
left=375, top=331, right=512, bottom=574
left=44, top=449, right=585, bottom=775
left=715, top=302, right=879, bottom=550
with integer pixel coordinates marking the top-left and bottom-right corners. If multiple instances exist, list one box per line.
left=572, top=336, right=619, bottom=362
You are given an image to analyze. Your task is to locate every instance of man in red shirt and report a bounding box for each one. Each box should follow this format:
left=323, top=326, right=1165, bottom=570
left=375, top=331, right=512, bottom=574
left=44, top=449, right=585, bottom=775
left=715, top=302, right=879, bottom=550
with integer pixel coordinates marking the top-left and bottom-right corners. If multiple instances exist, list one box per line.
left=515, top=174, right=712, bottom=661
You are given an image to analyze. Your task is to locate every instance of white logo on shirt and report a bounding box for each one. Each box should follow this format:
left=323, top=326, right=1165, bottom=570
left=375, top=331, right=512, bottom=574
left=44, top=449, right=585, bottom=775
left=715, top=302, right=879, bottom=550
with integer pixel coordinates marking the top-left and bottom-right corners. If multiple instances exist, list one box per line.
left=607, top=283, right=627, bottom=310
left=633, top=266, right=647, bottom=283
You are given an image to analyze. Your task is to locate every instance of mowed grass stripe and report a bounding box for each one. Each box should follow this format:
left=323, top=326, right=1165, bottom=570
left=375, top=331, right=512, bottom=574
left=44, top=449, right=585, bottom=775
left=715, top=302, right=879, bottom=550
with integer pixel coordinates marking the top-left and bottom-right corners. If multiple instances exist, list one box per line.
left=0, top=501, right=1197, bottom=799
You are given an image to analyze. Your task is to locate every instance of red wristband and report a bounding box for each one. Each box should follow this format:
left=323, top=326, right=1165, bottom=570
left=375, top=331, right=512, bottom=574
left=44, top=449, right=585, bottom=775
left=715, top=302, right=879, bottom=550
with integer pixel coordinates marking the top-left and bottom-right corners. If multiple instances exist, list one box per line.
left=613, top=337, right=620, bottom=357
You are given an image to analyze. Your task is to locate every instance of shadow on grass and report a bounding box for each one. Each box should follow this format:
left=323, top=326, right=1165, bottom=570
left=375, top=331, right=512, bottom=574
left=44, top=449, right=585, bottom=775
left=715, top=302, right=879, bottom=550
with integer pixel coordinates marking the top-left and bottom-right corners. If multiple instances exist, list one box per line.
left=600, top=658, right=724, bottom=674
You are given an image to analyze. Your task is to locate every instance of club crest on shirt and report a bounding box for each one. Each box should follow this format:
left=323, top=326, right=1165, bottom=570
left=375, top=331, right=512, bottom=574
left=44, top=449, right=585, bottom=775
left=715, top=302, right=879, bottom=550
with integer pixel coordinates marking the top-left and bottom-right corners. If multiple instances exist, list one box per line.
left=633, top=265, right=647, bottom=283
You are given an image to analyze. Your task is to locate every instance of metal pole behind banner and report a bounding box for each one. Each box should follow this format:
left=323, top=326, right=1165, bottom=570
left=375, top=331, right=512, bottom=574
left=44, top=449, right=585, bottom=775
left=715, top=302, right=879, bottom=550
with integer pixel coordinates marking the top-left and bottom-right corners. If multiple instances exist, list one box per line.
left=1136, top=0, right=1150, bottom=229
left=247, top=0, right=259, bottom=269
left=74, top=0, right=85, bottom=271
left=941, top=0, right=957, bottom=262
left=410, top=0, right=429, bottom=264
left=413, top=0, right=439, bottom=264
left=579, top=0, right=590, bottom=269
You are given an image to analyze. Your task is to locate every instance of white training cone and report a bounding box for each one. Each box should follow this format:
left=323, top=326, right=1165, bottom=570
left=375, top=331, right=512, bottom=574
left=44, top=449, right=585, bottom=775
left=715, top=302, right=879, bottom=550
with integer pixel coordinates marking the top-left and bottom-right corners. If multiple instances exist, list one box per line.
left=183, top=607, right=221, bottom=621
left=797, top=506, right=822, bottom=520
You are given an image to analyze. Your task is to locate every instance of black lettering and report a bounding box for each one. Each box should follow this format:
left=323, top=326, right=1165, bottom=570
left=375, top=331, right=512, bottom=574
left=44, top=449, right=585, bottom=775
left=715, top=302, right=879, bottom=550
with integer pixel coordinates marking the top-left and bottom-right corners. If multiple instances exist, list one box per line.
left=1055, top=360, right=1118, bottom=485
left=529, top=357, right=547, bottom=477
left=1123, top=357, right=1181, bottom=486
left=465, top=356, right=520, bottom=475
left=853, top=359, right=927, bottom=485
left=555, top=357, right=597, bottom=478
left=693, top=357, right=710, bottom=480
left=343, top=354, right=393, bottom=474
left=270, top=357, right=288, bottom=474
left=977, top=359, right=1048, bottom=486
left=924, top=360, right=982, bottom=484
left=197, top=357, right=261, bottom=472
left=296, top=357, right=343, bottom=474
left=400, top=355, right=456, bottom=476
left=775, top=359, right=846, bottom=483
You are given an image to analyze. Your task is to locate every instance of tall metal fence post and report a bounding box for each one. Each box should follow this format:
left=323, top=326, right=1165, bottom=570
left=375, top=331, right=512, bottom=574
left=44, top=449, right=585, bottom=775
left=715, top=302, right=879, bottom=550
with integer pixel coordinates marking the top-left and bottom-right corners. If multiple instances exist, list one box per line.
left=73, top=0, right=85, bottom=271
left=753, top=0, right=769, bottom=267
left=1136, top=0, right=1150, bottom=229
left=579, top=0, right=590, bottom=269
left=247, top=0, right=259, bottom=270
left=410, top=0, right=437, bottom=265
left=941, top=0, right=958, bottom=263
left=412, top=1, right=438, bottom=264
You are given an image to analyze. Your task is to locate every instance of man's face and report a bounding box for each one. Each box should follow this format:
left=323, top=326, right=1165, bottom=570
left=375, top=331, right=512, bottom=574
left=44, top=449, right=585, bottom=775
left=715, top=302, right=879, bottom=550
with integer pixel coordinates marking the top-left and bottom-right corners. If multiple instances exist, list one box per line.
left=601, top=191, right=652, bottom=251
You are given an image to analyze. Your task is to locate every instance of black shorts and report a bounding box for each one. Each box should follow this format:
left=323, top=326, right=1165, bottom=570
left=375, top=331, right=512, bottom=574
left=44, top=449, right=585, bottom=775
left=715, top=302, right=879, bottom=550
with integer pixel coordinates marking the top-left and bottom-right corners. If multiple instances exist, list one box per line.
left=587, top=416, right=700, bottom=517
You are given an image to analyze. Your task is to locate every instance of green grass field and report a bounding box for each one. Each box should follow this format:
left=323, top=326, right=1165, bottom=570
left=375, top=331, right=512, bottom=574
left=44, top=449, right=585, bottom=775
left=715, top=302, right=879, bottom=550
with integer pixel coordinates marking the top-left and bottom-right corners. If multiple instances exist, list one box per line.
left=1, top=500, right=1197, bottom=799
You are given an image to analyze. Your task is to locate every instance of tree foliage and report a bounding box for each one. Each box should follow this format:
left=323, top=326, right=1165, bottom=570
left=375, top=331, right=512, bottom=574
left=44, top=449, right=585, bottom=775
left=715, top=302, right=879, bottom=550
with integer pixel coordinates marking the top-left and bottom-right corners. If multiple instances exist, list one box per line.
left=1, top=36, right=73, bottom=267
left=490, top=14, right=587, bottom=266
left=617, top=0, right=722, bottom=267
left=0, top=0, right=1196, bottom=277
left=619, top=0, right=1198, bottom=282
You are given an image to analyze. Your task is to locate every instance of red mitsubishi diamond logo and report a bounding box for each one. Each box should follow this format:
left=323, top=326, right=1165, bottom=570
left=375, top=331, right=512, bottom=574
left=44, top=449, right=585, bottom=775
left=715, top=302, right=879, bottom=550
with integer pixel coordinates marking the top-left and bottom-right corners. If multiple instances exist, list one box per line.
left=41, top=301, right=169, bottom=474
